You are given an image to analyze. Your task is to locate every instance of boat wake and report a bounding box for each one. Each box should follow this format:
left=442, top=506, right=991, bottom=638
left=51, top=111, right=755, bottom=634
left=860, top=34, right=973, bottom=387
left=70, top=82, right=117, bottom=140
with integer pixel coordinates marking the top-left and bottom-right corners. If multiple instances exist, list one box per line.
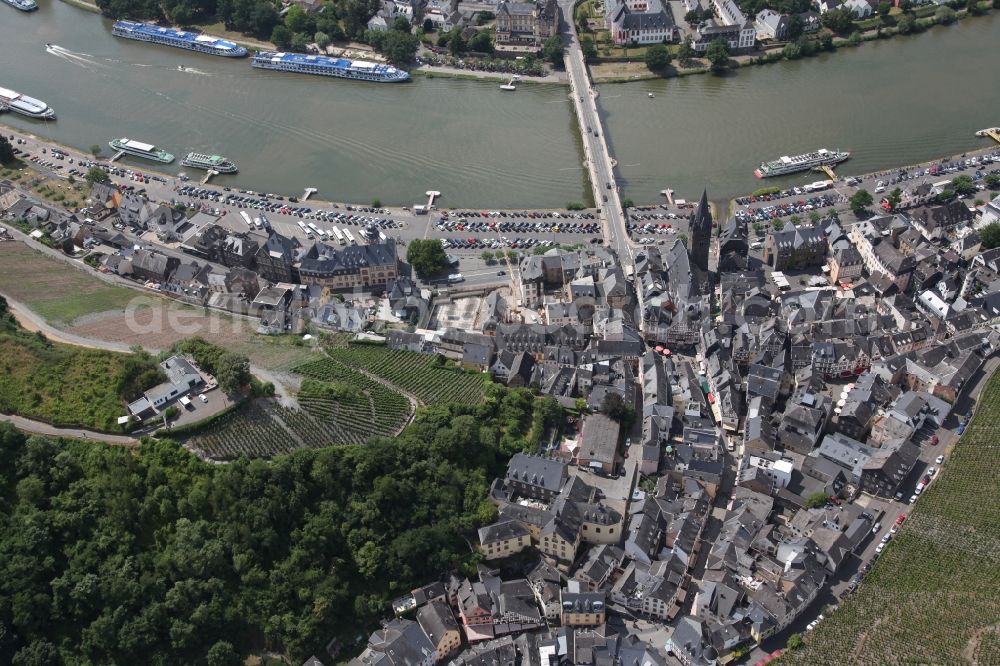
left=178, top=67, right=213, bottom=77
left=45, top=44, right=102, bottom=68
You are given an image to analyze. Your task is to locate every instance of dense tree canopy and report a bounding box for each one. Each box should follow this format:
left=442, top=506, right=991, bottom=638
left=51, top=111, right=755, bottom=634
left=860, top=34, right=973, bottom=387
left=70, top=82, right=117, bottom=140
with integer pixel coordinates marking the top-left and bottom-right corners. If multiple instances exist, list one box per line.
left=705, top=38, right=730, bottom=72
left=644, top=44, right=672, bottom=71
left=0, top=137, right=14, bottom=165
left=541, top=35, right=564, bottom=67
left=0, top=384, right=548, bottom=664
left=406, top=239, right=448, bottom=277
left=981, top=222, right=1000, bottom=250
left=849, top=189, right=874, bottom=214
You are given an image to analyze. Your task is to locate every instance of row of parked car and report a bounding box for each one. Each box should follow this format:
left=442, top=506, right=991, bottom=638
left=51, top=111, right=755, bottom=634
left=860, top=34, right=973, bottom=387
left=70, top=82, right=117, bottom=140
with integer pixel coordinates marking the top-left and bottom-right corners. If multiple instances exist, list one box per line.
left=736, top=195, right=838, bottom=223
left=443, top=210, right=597, bottom=220
left=436, top=218, right=600, bottom=235
left=440, top=237, right=580, bottom=251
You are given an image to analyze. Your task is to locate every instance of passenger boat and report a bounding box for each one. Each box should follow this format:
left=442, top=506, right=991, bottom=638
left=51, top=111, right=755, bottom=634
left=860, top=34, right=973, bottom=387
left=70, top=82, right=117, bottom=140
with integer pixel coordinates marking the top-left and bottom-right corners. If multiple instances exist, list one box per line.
left=0, top=86, right=55, bottom=119
left=109, top=137, right=175, bottom=163
left=182, top=152, right=238, bottom=173
left=251, top=51, right=410, bottom=83
left=111, top=20, right=248, bottom=57
left=3, top=0, right=38, bottom=12
left=754, top=148, right=850, bottom=178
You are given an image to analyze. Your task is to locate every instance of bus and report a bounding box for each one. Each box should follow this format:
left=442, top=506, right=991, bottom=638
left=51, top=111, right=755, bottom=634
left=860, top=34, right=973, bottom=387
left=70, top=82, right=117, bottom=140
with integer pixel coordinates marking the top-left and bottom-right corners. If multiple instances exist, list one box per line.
left=331, top=226, right=346, bottom=244
left=297, top=220, right=311, bottom=237
left=307, top=222, right=321, bottom=237
left=240, top=211, right=253, bottom=227
left=344, top=229, right=356, bottom=244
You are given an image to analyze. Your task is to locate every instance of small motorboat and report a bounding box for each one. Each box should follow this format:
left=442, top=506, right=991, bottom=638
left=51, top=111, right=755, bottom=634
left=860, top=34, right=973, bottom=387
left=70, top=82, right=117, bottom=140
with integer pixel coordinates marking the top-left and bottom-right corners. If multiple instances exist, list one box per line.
left=648, top=92, right=654, bottom=98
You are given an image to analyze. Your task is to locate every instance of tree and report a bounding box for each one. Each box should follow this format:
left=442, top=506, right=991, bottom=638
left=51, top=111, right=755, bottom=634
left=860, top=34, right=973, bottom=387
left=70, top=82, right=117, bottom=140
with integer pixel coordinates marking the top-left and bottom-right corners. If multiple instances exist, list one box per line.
left=782, top=40, right=803, bottom=59
left=207, top=641, right=241, bottom=666
left=541, top=35, right=564, bottom=67
left=705, top=38, right=729, bottom=72
left=952, top=175, right=976, bottom=196
left=937, top=188, right=956, bottom=203
left=806, top=491, right=829, bottom=508
left=877, top=0, right=891, bottom=16
left=285, top=4, right=315, bottom=33
left=935, top=5, right=956, bottom=22
left=0, top=136, right=14, bottom=165
left=392, top=15, right=411, bottom=32
left=271, top=24, right=293, bottom=49
left=468, top=30, right=494, bottom=54
left=849, top=189, right=873, bottom=214
left=291, top=31, right=311, bottom=52
left=407, top=238, right=448, bottom=277
left=448, top=29, right=467, bottom=55
left=878, top=187, right=901, bottom=210
left=678, top=35, right=695, bottom=61
left=899, top=0, right=913, bottom=9
left=480, top=250, right=495, bottom=263
left=644, top=44, right=672, bottom=71
left=981, top=222, right=1000, bottom=250
left=580, top=35, right=598, bottom=61
left=381, top=29, right=419, bottom=64
left=985, top=172, right=1000, bottom=191
left=684, top=8, right=702, bottom=22
left=85, top=165, right=110, bottom=185
left=600, top=391, right=633, bottom=427
left=372, top=198, right=382, bottom=208
left=216, top=352, right=251, bottom=394
left=787, top=633, right=804, bottom=650
left=821, top=7, right=854, bottom=33
left=423, top=17, right=434, bottom=31
left=61, top=237, right=76, bottom=255
left=786, top=12, right=804, bottom=39
left=897, top=12, right=916, bottom=33
left=315, top=30, right=331, bottom=49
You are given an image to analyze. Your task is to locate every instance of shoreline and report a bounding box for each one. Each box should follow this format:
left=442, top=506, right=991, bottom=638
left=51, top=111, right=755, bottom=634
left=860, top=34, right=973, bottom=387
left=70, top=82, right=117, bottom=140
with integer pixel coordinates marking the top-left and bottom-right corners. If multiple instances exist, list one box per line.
left=5, top=120, right=998, bottom=212
left=587, top=4, right=995, bottom=84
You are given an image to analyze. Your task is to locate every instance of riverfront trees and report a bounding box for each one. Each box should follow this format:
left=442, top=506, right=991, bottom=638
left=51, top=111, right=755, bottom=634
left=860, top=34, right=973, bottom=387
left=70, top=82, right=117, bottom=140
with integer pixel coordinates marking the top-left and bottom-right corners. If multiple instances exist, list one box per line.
left=644, top=44, right=672, bottom=71
left=705, top=38, right=730, bottom=72
left=541, top=35, right=564, bottom=67
left=0, top=137, right=14, bottom=165
left=849, top=189, right=874, bottom=215
left=821, top=7, right=854, bottom=33
left=407, top=239, right=448, bottom=277
left=85, top=165, right=111, bottom=185
left=951, top=175, right=976, bottom=196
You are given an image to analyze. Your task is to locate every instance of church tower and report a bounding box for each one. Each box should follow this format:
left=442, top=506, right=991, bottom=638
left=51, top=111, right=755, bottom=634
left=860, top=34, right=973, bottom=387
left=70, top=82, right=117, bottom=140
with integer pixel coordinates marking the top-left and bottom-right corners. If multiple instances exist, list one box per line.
left=689, top=189, right=712, bottom=272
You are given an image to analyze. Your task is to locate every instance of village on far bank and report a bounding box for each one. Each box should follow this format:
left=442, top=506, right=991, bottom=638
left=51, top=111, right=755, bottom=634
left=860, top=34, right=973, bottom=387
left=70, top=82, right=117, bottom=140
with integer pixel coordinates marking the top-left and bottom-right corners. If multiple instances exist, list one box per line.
left=4, top=129, right=1000, bottom=666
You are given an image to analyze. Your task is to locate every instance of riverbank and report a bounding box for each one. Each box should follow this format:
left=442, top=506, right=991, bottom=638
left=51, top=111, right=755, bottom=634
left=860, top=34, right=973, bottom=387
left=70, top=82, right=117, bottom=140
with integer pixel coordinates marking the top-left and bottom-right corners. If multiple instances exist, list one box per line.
left=588, top=2, right=997, bottom=83
left=413, top=65, right=567, bottom=84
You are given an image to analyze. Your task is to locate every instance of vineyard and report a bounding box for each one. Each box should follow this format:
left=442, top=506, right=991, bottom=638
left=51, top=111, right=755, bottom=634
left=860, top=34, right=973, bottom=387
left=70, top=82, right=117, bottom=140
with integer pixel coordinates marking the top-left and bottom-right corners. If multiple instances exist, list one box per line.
left=778, top=371, right=1000, bottom=665
left=188, top=360, right=413, bottom=459
left=324, top=343, right=488, bottom=406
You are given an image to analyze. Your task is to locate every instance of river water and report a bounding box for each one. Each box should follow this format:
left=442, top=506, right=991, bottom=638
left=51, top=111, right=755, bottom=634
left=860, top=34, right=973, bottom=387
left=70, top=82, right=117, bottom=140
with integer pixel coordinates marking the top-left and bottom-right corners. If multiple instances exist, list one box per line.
left=1, top=3, right=998, bottom=205
left=0, top=0, right=586, bottom=208
left=600, top=13, right=1000, bottom=202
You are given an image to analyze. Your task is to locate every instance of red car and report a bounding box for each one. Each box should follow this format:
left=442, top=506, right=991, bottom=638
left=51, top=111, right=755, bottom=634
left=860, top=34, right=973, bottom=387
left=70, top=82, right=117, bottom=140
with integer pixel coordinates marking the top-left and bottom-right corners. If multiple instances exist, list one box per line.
left=930, top=435, right=939, bottom=445
left=896, top=514, right=906, bottom=525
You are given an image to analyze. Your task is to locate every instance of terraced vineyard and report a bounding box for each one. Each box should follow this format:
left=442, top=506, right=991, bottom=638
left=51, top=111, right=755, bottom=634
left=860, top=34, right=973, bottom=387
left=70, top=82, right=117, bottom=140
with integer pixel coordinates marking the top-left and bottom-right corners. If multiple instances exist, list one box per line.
left=293, top=359, right=412, bottom=434
left=183, top=357, right=413, bottom=460
left=189, top=400, right=304, bottom=460
left=779, top=371, right=1000, bottom=665
left=325, top=343, right=488, bottom=406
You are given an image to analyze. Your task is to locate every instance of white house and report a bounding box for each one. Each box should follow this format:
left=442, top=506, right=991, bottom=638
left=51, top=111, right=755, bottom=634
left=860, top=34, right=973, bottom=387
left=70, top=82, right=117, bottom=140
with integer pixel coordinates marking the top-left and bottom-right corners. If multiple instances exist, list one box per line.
left=606, top=0, right=679, bottom=45
left=842, top=0, right=873, bottom=17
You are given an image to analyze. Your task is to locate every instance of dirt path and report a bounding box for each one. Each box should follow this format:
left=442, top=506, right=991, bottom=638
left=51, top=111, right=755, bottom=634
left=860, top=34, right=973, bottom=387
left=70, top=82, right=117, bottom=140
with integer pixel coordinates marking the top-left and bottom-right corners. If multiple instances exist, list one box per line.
left=6, top=296, right=134, bottom=352
left=0, top=412, right=140, bottom=445
left=329, top=358, right=421, bottom=434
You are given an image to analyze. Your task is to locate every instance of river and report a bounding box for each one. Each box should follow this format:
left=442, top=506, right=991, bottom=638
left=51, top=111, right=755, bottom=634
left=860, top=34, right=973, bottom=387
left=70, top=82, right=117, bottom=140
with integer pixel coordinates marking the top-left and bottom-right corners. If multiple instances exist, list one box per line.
left=1, top=2, right=998, bottom=206
left=0, top=0, right=586, bottom=208
left=600, top=14, right=1000, bottom=202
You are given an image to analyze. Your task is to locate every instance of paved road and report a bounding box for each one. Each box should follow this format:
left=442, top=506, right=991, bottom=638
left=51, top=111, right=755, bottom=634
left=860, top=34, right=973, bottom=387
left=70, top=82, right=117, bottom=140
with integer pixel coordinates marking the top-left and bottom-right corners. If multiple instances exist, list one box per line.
left=558, top=0, right=632, bottom=267
left=0, top=412, right=140, bottom=445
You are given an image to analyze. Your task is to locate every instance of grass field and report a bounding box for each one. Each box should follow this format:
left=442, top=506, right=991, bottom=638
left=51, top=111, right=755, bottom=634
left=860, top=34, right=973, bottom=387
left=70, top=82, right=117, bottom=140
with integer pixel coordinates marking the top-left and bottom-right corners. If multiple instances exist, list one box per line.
left=324, top=342, right=488, bottom=406
left=779, top=371, right=1000, bottom=665
left=0, top=243, right=136, bottom=325
left=0, top=314, right=162, bottom=431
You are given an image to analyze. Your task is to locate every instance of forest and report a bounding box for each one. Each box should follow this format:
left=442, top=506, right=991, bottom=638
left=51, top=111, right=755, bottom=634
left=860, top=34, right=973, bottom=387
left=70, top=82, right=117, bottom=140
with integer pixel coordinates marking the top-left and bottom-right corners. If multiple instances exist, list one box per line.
left=0, top=384, right=556, bottom=665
